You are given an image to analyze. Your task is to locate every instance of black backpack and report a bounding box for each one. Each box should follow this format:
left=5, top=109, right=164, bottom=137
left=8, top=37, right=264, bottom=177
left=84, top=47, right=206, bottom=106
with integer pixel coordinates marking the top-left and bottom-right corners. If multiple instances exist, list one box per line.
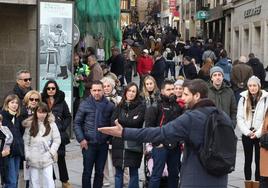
left=197, top=109, right=237, bottom=176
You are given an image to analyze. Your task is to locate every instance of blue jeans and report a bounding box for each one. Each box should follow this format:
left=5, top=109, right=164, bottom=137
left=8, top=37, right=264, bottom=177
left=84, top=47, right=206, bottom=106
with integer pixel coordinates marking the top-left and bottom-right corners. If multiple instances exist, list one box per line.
left=115, top=167, right=139, bottom=188
left=82, top=143, right=108, bottom=188
left=165, top=61, right=176, bottom=78
left=149, top=146, right=181, bottom=188
left=4, top=156, right=20, bottom=188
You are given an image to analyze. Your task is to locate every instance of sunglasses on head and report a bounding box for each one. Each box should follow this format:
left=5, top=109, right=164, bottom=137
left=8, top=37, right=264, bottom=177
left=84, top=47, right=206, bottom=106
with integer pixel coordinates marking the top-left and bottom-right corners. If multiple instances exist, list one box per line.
left=47, top=87, right=56, bottom=91
left=20, top=78, right=32, bottom=82
left=29, top=98, right=39, bottom=102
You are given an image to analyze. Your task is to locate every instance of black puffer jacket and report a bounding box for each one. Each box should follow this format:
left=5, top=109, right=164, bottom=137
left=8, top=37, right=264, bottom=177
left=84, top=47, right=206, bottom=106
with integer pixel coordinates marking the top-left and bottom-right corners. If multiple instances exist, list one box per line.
left=111, top=99, right=145, bottom=168
left=42, top=90, right=71, bottom=155
left=1, top=110, right=24, bottom=157
left=145, top=95, right=183, bottom=148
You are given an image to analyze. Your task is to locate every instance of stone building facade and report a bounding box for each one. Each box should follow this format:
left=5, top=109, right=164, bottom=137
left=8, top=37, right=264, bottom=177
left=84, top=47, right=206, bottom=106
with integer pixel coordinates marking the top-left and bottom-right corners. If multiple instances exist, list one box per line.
left=229, top=0, right=268, bottom=64
left=0, top=2, right=37, bottom=103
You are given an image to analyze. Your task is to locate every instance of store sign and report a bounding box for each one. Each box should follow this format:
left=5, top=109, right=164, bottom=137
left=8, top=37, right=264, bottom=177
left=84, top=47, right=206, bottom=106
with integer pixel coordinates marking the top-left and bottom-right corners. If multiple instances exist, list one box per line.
left=244, top=5, right=261, bottom=18
left=196, top=11, right=208, bottom=20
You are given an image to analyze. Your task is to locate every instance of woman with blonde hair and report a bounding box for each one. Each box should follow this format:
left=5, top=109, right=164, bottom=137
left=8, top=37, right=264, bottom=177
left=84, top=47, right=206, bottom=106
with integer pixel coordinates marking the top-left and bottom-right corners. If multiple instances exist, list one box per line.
left=1, top=94, right=24, bottom=187
left=198, top=57, right=214, bottom=81
left=237, top=76, right=268, bottom=188
left=140, top=75, right=160, bottom=107
left=21, top=90, right=42, bottom=119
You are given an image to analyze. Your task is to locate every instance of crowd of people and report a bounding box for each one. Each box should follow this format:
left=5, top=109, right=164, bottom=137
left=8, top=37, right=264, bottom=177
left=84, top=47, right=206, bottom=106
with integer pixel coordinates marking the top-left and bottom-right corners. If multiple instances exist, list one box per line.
left=0, top=22, right=268, bottom=188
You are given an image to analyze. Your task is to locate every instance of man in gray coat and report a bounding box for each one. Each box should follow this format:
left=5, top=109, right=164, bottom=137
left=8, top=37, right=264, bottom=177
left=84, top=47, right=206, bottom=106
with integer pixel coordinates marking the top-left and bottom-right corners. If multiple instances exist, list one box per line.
left=208, top=66, right=237, bottom=127
left=99, top=79, right=232, bottom=188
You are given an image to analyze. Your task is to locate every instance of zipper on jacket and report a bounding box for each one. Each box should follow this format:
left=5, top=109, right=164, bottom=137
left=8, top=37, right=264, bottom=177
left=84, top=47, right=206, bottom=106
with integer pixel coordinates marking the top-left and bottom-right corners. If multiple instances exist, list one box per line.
left=122, top=145, right=125, bottom=170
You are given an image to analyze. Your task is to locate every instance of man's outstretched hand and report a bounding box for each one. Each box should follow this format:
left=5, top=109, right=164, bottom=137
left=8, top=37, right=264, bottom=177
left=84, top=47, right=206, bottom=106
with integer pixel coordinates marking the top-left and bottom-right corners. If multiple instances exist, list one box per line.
left=98, top=119, right=123, bottom=138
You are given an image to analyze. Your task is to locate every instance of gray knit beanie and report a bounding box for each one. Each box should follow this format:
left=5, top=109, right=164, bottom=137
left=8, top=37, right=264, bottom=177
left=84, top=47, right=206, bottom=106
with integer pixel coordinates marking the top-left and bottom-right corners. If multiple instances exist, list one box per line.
left=209, top=66, right=224, bottom=77
left=247, top=75, right=261, bottom=87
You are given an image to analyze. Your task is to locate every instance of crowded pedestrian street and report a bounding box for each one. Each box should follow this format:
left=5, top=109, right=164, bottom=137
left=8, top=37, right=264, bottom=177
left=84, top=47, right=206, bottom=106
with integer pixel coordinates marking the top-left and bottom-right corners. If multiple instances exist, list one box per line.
left=1, top=0, right=268, bottom=188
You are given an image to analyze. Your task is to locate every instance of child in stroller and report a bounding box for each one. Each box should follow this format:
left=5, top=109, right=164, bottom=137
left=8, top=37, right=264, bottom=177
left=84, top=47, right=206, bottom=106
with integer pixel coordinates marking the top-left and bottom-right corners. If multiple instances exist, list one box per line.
left=142, top=143, right=168, bottom=188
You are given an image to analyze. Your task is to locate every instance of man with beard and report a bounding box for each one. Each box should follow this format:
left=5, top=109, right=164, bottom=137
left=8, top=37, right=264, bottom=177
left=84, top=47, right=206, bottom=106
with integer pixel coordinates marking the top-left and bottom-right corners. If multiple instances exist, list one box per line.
left=144, top=80, right=183, bottom=188
left=98, top=79, right=232, bottom=188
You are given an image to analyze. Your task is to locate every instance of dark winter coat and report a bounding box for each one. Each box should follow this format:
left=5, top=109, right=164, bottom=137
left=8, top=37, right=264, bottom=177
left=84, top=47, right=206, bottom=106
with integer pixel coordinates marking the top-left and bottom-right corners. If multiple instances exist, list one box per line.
left=145, top=95, right=183, bottom=148
left=208, top=81, right=237, bottom=126
left=179, top=63, right=198, bottom=80
left=189, top=45, right=202, bottom=65
left=151, top=56, right=166, bottom=89
left=74, top=95, right=114, bottom=144
left=111, top=99, right=145, bottom=168
left=108, top=54, right=125, bottom=77
left=12, top=84, right=32, bottom=102
left=42, top=90, right=71, bottom=155
left=123, top=99, right=229, bottom=187
left=247, top=58, right=266, bottom=87
left=0, top=110, right=24, bottom=157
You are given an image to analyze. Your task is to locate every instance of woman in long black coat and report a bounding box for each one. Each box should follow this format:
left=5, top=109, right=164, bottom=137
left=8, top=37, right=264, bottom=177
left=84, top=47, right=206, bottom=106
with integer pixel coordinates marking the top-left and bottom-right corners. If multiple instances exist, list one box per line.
left=41, top=80, right=72, bottom=188
left=111, top=82, right=145, bottom=188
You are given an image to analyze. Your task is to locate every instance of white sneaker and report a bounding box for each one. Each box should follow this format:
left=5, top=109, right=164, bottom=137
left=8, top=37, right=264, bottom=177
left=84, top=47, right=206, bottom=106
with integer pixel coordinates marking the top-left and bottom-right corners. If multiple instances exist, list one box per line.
left=103, top=182, right=111, bottom=187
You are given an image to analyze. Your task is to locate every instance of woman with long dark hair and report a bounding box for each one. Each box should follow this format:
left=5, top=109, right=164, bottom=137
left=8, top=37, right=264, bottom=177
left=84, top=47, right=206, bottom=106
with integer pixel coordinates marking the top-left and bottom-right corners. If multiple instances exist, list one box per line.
left=41, top=80, right=72, bottom=188
left=23, top=102, right=61, bottom=188
left=111, top=82, right=145, bottom=188
left=237, top=76, right=268, bottom=187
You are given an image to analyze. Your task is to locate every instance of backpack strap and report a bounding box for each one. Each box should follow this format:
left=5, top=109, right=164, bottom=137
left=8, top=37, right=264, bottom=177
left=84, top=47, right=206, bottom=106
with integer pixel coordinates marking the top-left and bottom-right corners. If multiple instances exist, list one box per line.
left=159, top=106, right=165, bottom=127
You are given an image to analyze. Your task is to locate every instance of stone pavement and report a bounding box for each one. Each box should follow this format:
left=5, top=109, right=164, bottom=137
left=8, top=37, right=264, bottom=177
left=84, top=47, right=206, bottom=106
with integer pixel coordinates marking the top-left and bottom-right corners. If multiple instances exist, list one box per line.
left=54, top=130, right=246, bottom=188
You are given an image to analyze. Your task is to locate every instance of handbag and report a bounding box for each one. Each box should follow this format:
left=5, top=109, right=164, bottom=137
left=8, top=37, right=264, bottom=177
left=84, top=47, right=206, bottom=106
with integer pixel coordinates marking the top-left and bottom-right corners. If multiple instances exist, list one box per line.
left=260, top=133, right=268, bottom=149
left=124, top=140, right=143, bottom=153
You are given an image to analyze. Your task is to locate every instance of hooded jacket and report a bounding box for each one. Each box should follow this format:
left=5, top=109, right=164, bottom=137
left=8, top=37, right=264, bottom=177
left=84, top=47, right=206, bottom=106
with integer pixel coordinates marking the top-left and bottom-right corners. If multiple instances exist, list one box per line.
left=42, top=90, right=71, bottom=148
left=23, top=114, right=61, bottom=168
left=208, top=81, right=237, bottom=126
left=237, top=90, right=268, bottom=138
left=215, top=58, right=232, bottom=82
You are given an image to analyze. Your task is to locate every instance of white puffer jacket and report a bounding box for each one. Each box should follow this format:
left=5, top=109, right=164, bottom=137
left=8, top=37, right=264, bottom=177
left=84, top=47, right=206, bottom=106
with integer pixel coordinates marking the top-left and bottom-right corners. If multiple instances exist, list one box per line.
left=237, top=90, right=268, bottom=138
left=23, top=113, right=61, bottom=168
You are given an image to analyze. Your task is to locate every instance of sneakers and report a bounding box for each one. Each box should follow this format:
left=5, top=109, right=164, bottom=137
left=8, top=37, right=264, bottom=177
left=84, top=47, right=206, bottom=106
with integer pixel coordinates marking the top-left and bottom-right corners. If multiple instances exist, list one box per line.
left=103, top=182, right=111, bottom=187
left=62, top=181, right=72, bottom=188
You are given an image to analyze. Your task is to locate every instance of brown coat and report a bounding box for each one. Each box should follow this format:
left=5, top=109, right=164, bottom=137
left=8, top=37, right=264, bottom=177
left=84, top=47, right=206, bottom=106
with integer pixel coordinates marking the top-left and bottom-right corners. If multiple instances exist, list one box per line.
left=85, top=63, right=103, bottom=90
left=260, top=117, right=268, bottom=177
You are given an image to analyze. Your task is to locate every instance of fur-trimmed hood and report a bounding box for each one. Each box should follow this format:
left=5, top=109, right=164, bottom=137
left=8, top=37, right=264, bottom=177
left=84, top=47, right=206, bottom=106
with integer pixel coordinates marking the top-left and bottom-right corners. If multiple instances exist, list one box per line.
left=22, top=113, right=55, bottom=128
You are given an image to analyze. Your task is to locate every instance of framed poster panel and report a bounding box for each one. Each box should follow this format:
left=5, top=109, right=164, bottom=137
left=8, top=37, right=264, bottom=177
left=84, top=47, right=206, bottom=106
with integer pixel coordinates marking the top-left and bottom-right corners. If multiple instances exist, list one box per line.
left=38, top=1, right=74, bottom=111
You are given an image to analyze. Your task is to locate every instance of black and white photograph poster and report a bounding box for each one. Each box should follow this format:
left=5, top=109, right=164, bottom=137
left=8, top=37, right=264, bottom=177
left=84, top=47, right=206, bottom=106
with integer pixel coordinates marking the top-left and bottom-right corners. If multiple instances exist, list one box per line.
left=38, top=1, right=73, bottom=110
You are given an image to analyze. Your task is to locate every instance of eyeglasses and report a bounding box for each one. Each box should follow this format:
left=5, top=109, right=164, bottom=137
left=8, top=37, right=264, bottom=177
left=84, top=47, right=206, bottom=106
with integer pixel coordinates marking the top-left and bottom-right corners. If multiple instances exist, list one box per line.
left=47, top=87, right=56, bottom=91
left=29, top=98, right=39, bottom=102
left=20, top=78, right=32, bottom=82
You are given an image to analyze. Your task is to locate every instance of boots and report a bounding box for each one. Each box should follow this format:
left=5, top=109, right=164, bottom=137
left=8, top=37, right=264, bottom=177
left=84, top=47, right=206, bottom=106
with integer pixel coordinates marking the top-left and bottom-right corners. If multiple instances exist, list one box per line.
left=252, top=181, right=259, bottom=188
left=62, top=181, right=72, bottom=188
left=57, top=66, right=68, bottom=79
left=245, top=180, right=253, bottom=188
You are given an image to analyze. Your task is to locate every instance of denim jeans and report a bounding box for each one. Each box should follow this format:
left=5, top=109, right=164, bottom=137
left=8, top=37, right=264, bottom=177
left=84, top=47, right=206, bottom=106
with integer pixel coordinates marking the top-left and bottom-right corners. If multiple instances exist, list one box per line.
left=4, top=156, right=20, bottom=188
left=115, top=167, right=139, bottom=188
left=149, top=146, right=181, bottom=188
left=82, top=143, right=108, bottom=188
left=165, top=61, right=175, bottom=78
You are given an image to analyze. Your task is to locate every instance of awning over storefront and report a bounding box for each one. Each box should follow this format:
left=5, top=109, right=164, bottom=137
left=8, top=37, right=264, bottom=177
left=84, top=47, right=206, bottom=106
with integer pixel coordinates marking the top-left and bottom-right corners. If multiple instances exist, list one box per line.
left=206, top=5, right=223, bottom=22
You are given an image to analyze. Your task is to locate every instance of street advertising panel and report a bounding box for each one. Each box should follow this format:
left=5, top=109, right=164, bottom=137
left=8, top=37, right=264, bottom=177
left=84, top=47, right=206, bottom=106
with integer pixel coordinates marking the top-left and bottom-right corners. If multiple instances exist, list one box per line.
left=38, top=1, right=73, bottom=110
